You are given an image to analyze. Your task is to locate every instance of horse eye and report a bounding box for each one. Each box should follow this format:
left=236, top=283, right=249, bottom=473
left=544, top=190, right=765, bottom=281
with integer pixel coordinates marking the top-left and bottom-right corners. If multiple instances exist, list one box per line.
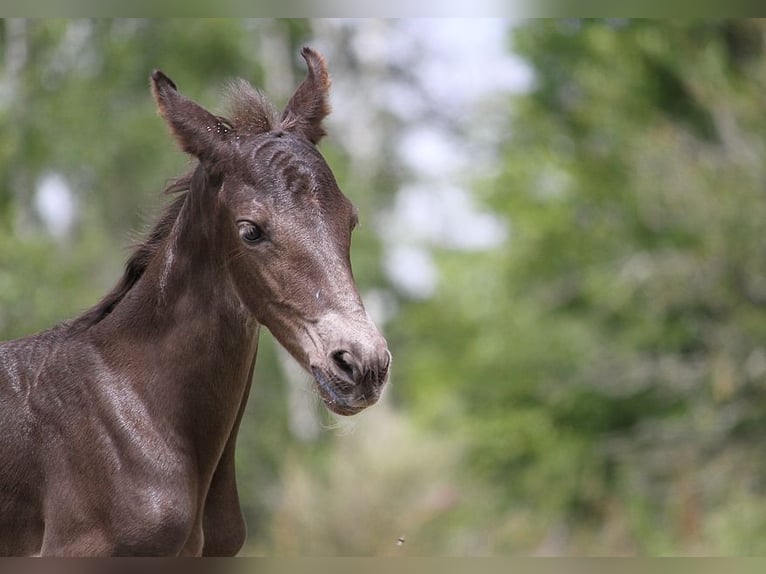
left=238, top=221, right=264, bottom=245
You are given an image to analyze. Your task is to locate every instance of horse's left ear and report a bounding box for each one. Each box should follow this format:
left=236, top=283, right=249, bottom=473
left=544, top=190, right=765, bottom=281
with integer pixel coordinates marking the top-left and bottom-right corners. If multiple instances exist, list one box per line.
left=280, top=47, right=331, bottom=144
left=151, top=70, right=231, bottom=163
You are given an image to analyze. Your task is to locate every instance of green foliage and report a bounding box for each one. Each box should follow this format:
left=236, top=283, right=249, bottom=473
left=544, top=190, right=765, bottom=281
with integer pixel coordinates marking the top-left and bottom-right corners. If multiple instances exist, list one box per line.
left=392, top=19, right=766, bottom=554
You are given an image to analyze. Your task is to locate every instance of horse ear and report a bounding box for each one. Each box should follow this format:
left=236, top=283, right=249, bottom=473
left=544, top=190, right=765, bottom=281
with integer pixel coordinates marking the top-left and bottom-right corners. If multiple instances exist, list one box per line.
left=280, top=47, right=331, bottom=144
left=151, top=70, right=231, bottom=163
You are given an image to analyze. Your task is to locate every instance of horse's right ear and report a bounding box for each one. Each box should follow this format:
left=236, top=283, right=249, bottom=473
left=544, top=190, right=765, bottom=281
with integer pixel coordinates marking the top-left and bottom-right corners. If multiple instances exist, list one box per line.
left=151, top=70, right=231, bottom=163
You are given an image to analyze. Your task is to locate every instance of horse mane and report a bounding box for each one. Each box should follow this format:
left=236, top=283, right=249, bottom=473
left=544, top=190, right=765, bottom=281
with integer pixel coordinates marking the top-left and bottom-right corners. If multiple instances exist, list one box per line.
left=70, top=174, right=192, bottom=332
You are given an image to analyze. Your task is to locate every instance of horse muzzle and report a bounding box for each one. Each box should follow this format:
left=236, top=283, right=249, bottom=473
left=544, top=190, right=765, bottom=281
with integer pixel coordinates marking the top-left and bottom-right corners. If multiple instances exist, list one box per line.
left=310, top=338, right=391, bottom=416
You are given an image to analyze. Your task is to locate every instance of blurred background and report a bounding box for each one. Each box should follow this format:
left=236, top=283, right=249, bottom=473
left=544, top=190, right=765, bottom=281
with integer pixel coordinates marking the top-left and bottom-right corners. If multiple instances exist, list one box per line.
left=2, top=18, right=766, bottom=555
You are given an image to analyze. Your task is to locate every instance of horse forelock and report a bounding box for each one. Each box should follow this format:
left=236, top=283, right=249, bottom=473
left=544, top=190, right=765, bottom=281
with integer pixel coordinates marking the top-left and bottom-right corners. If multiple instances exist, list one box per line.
left=224, top=79, right=279, bottom=136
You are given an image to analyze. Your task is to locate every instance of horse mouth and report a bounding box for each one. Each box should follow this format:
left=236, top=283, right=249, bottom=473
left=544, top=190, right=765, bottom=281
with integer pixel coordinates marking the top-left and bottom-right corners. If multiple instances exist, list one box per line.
left=311, top=366, right=377, bottom=416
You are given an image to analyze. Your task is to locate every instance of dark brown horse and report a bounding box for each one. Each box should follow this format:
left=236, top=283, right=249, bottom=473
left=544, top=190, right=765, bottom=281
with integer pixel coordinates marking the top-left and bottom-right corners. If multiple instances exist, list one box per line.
left=0, top=47, right=390, bottom=556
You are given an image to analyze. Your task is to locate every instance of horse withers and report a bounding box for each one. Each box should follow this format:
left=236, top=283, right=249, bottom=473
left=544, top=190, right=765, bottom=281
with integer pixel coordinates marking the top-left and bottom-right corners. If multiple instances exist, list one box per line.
left=0, top=47, right=390, bottom=556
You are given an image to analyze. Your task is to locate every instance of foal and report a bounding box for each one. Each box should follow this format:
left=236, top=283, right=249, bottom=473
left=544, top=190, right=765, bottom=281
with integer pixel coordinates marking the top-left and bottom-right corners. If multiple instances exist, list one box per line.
left=0, top=47, right=390, bottom=556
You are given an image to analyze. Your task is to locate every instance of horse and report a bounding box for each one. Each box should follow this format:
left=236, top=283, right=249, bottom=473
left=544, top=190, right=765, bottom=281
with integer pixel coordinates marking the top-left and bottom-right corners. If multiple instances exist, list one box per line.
left=0, top=47, right=390, bottom=556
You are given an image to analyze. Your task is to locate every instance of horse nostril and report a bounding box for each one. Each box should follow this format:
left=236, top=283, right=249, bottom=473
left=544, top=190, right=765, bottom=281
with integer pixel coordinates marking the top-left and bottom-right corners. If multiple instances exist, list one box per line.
left=331, top=350, right=358, bottom=382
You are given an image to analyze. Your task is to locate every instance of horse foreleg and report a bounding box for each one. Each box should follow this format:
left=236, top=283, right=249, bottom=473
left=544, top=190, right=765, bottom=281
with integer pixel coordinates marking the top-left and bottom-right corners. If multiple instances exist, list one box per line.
left=199, top=368, right=254, bottom=557
left=199, top=445, right=247, bottom=556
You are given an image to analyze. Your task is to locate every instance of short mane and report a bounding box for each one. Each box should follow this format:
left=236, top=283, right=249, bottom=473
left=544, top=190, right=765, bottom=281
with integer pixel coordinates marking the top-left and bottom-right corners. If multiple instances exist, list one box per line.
left=70, top=174, right=192, bottom=331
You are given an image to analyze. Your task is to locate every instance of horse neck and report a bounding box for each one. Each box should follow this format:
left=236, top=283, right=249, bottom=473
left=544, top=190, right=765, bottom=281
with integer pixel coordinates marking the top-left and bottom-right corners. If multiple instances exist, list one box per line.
left=91, top=182, right=259, bottom=451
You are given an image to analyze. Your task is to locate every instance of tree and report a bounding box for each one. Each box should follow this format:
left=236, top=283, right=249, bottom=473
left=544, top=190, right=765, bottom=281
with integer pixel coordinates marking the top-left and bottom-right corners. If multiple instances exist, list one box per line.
left=393, top=19, right=766, bottom=554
